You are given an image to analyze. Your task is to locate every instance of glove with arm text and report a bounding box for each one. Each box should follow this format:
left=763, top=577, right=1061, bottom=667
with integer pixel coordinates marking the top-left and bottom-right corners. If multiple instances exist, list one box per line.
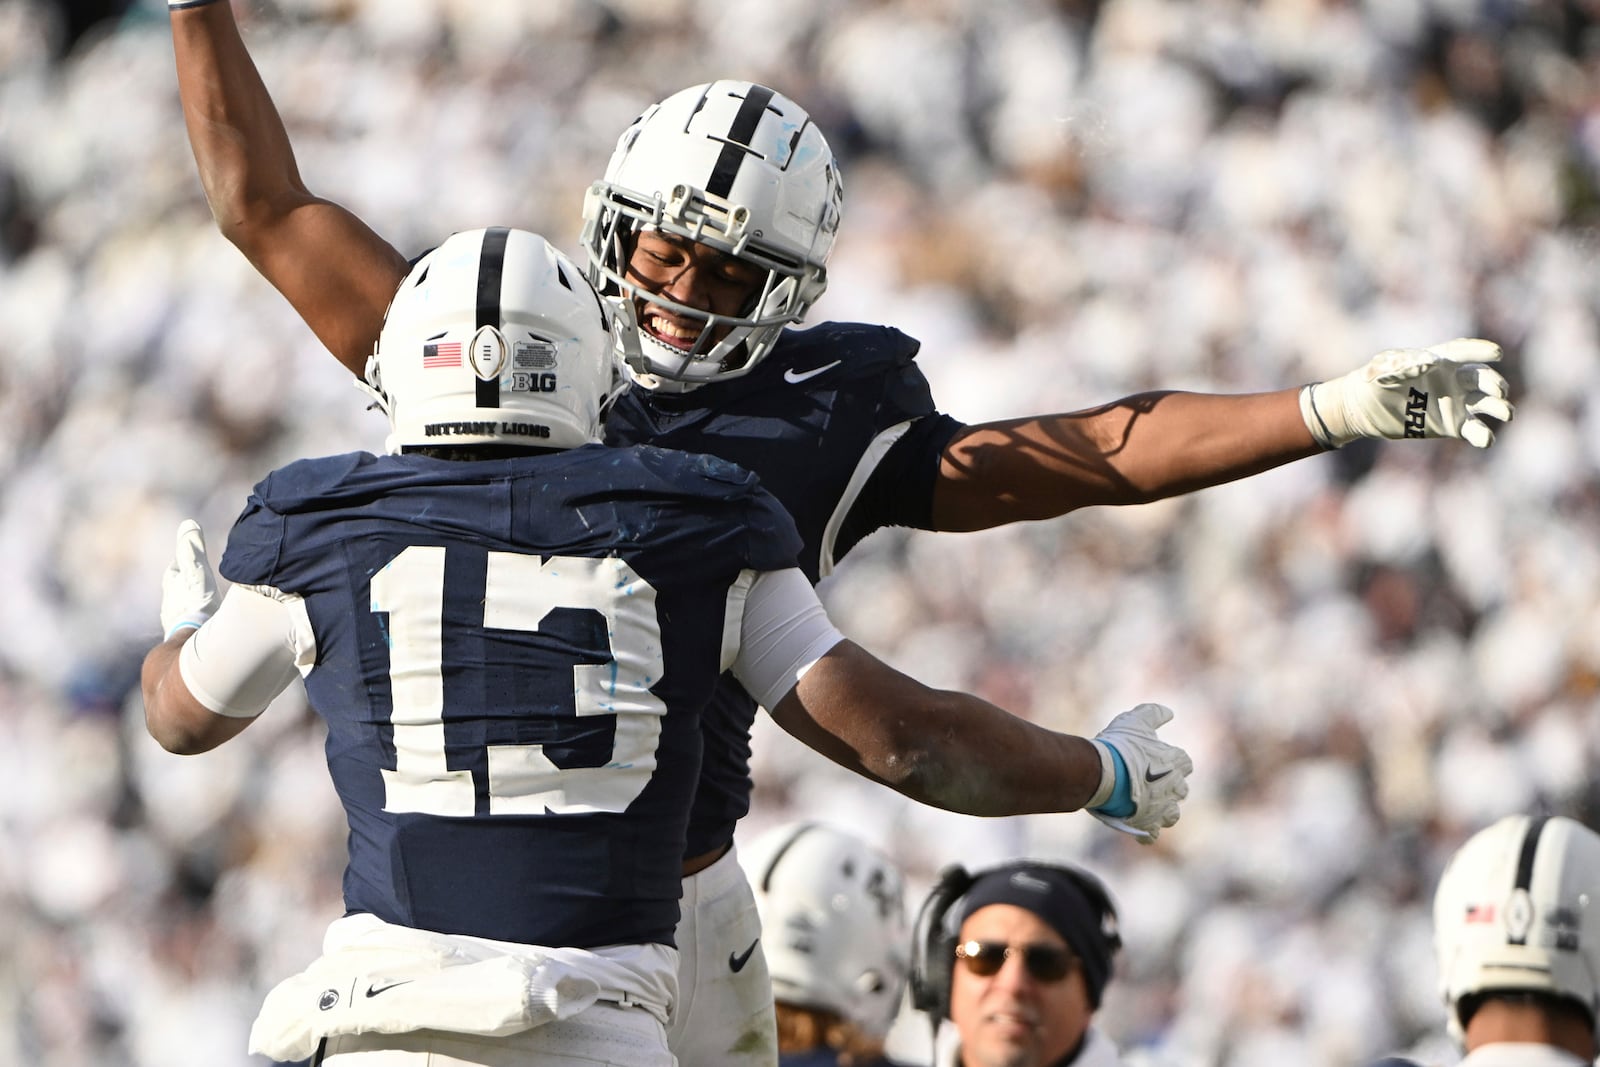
left=1299, top=338, right=1512, bottom=449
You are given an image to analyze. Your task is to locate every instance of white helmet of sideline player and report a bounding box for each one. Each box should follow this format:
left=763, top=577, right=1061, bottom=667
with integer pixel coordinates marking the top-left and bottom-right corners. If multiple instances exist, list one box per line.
left=362, top=227, right=615, bottom=455
left=741, top=822, right=909, bottom=1040
left=580, top=80, right=843, bottom=391
left=1434, top=813, right=1600, bottom=1045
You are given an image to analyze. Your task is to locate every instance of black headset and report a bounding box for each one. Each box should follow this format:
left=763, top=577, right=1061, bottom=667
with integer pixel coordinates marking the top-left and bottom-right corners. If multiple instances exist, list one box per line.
left=906, top=860, right=1121, bottom=1021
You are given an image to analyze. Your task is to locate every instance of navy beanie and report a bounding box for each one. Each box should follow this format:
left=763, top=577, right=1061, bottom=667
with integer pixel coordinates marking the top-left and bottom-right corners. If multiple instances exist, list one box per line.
left=955, top=865, right=1119, bottom=1007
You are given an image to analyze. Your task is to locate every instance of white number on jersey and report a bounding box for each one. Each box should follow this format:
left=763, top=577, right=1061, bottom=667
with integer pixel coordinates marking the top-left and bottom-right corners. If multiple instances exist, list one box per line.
left=369, top=546, right=667, bottom=817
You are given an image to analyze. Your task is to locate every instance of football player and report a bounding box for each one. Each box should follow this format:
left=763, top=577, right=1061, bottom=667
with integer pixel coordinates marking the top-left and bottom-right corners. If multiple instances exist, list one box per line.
left=741, top=822, right=913, bottom=1066
left=1426, top=814, right=1599, bottom=1067
left=165, top=2, right=1511, bottom=1061
left=141, top=227, right=1191, bottom=1066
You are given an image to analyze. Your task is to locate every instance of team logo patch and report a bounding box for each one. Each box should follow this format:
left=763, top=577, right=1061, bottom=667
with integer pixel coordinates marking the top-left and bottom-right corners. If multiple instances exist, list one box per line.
left=470, top=325, right=508, bottom=381
left=1506, top=888, right=1534, bottom=942
left=318, top=988, right=340, bottom=1011
left=422, top=341, right=462, bottom=368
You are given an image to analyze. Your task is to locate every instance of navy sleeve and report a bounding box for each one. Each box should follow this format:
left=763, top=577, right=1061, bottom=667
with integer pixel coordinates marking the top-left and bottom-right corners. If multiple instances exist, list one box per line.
left=834, top=412, right=965, bottom=561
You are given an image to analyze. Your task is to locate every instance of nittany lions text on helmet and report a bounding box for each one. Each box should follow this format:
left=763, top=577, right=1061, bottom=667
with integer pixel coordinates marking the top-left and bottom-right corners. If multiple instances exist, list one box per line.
left=1434, top=814, right=1600, bottom=1044
left=362, top=227, right=614, bottom=454
left=581, top=80, right=843, bottom=390
left=742, top=822, right=909, bottom=1039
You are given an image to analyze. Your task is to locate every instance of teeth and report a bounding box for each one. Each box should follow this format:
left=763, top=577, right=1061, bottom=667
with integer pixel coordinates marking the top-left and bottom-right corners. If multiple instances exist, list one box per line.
left=648, top=314, right=699, bottom=342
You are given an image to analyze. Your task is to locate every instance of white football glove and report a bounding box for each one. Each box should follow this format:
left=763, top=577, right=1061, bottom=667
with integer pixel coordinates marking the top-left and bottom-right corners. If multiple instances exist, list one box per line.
left=160, top=519, right=219, bottom=640
left=1300, top=338, right=1512, bottom=449
left=1086, top=703, right=1193, bottom=844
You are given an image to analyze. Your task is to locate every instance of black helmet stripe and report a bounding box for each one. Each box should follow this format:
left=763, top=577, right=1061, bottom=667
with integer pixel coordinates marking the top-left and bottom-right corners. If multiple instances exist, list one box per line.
left=758, top=822, right=819, bottom=894
left=707, top=85, right=775, bottom=199
left=475, top=226, right=509, bottom=409
left=1508, top=815, right=1550, bottom=946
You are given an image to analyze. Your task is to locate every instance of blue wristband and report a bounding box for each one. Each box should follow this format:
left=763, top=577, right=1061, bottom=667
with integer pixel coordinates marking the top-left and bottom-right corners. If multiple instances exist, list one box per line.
left=1091, top=745, right=1134, bottom=818
left=164, top=619, right=204, bottom=642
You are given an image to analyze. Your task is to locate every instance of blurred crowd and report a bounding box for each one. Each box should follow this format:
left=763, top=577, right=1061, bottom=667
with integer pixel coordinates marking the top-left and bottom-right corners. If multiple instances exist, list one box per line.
left=2, top=0, right=1599, bottom=1064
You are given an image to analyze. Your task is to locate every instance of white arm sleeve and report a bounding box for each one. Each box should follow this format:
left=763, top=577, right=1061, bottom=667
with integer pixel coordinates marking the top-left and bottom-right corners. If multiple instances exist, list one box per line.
left=177, top=584, right=311, bottom=718
left=729, top=568, right=845, bottom=711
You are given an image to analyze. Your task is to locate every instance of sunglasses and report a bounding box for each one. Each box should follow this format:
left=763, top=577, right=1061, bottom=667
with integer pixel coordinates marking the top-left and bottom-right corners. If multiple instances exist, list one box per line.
left=954, top=940, right=1076, bottom=983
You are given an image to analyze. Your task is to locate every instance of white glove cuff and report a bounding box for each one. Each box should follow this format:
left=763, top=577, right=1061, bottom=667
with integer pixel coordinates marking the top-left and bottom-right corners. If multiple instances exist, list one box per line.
left=1087, top=739, right=1117, bottom=811
left=1299, top=383, right=1343, bottom=450
left=164, top=613, right=212, bottom=642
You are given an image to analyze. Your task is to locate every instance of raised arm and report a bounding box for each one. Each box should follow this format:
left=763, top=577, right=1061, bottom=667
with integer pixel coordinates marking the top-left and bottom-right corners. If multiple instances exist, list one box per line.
left=933, top=339, right=1513, bottom=531
left=143, top=520, right=298, bottom=754
left=142, top=629, right=256, bottom=754
left=170, top=0, right=408, bottom=375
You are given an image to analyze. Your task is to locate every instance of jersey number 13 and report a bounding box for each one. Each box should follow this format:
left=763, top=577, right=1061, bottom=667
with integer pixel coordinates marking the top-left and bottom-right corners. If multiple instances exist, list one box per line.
left=369, top=545, right=667, bottom=818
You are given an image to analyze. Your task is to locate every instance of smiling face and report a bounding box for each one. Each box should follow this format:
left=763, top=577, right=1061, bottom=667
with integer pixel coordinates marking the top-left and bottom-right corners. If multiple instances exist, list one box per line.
left=621, top=229, right=766, bottom=355
left=948, top=904, right=1092, bottom=1067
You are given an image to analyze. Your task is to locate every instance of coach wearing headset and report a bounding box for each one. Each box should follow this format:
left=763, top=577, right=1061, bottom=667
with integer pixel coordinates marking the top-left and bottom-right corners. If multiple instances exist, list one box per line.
left=909, top=862, right=1124, bottom=1067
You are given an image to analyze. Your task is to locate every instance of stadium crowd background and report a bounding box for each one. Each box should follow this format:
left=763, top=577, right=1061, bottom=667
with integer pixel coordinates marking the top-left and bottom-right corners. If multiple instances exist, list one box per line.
left=1, top=0, right=1598, bottom=1063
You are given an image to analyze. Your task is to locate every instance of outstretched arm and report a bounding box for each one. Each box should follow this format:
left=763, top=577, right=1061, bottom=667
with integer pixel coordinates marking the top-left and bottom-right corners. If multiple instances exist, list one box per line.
left=935, top=387, right=1315, bottom=530
left=932, top=339, right=1513, bottom=531
left=170, top=0, right=408, bottom=375
left=743, top=598, right=1191, bottom=842
left=769, top=640, right=1107, bottom=816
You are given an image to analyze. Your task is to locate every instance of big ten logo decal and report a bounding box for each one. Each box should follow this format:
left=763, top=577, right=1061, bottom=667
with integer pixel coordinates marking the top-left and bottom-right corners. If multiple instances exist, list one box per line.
left=512, top=339, right=559, bottom=393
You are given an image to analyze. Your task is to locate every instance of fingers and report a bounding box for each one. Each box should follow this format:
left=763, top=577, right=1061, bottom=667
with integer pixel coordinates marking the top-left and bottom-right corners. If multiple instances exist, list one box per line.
left=1453, top=364, right=1513, bottom=448
left=1430, top=337, right=1502, bottom=364
left=1091, top=811, right=1158, bottom=845
left=1471, top=395, right=1514, bottom=422
left=1465, top=363, right=1510, bottom=399
left=175, top=519, right=209, bottom=568
left=1127, top=701, right=1174, bottom=728
left=1460, top=420, right=1494, bottom=449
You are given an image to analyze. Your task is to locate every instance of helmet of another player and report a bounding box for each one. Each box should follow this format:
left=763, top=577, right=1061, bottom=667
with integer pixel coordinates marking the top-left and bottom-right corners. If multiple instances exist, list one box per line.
left=1434, top=814, right=1600, bottom=1045
left=363, top=227, right=615, bottom=455
left=741, top=822, right=910, bottom=1039
left=581, top=81, right=843, bottom=391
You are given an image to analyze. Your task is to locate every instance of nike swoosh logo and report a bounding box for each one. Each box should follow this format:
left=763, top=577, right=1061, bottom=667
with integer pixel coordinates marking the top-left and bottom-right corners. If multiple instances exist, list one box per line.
left=364, top=979, right=414, bottom=998
left=783, top=360, right=842, bottom=384
left=728, top=938, right=760, bottom=973
left=1144, top=768, right=1173, bottom=783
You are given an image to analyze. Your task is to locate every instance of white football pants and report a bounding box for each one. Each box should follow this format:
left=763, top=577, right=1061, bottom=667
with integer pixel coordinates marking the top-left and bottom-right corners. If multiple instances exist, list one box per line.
left=667, top=843, right=778, bottom=1065
left=316, top=1000, right=673, bottom=1065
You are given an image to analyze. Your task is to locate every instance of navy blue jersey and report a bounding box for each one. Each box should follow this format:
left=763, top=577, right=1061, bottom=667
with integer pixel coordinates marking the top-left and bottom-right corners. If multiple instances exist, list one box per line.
left=780, top=1051, right=905, bottom=1067
left=605, top=322, right=965, bottom=856
left=217, top=444, right=801, bottom=949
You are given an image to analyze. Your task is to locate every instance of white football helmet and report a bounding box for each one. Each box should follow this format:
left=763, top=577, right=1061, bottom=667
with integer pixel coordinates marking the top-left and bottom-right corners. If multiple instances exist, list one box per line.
left=1434, top=814, right=1600, bottom=1045
left=580, top=80, right=843, bottom=391
left=362, top=227, right=614, bottom=454
left=741, top=822, right=909, bottom=1039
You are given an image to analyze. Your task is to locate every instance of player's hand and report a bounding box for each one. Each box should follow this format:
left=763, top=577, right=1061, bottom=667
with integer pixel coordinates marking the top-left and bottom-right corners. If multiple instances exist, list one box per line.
left=161, top=519, right=218, bottom=640
left=1087, top=703, right=1192, bottom=844
left=1300, top=338, right=1512, bottom=449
